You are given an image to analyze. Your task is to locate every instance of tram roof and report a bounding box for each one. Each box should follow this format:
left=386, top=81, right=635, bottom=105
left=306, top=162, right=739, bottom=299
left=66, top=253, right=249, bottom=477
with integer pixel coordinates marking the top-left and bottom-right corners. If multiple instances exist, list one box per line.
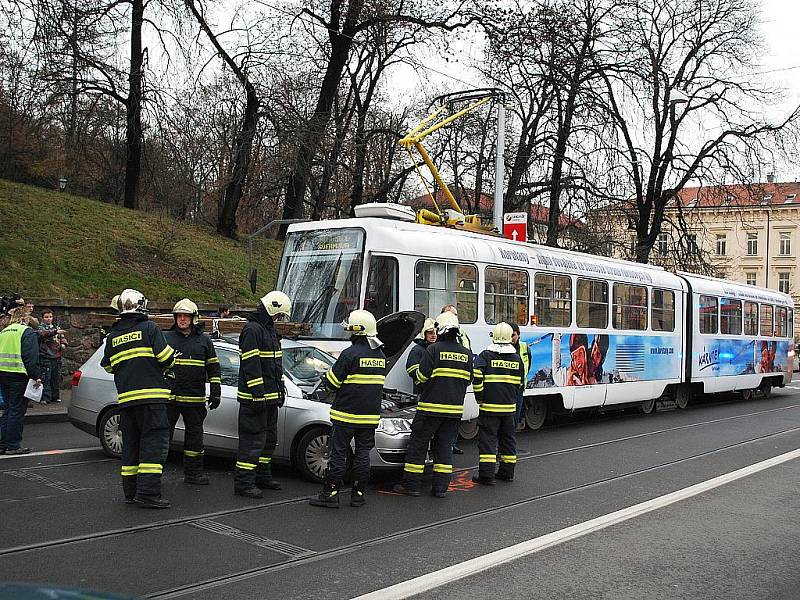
left=678, top=272, right=794, bottom=307
left=287, top=217, right=685, bottom=289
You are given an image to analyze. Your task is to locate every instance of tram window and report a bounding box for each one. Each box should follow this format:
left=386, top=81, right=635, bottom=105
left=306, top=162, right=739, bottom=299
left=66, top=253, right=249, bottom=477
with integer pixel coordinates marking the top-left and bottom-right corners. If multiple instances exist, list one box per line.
left=743, top=301, right=759, bottom=335
left=651, top=288, right=675, bottom=332
left=533, top=274, right=572, bottom=327
left=485, top=267, right=529, bottom=325
left=698, top=295, right=718, bottom=334
left=576, top=279, right=608, bottom=328
left=414, top=261, right=478, bottom=324
left=719, top=298, right=742, bottom=335
left=760, top=304, right=774, bottom=336
left=789, top=309, right=794, bottom=339
left=364, top=255, right=398, bottom=320
left=776, top=307, right=788, bottom=337
left=612, top=284, right=647, bottom=330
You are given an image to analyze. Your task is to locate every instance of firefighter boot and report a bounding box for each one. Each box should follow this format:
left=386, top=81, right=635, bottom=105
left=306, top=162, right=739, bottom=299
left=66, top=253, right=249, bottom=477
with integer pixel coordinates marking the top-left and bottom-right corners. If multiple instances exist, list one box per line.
left=309, top=477, right=340, bottom=508
left=133, top=494, right=171, bottom=509
left=392, top=478, right=421, bottom=497
left=472, top=475, right=497, bottom=486
left=255, top=463, right=282, bottom=490
left=350, top=481, right=366, bottom=507
left=184, top=454, right=209, bottom=485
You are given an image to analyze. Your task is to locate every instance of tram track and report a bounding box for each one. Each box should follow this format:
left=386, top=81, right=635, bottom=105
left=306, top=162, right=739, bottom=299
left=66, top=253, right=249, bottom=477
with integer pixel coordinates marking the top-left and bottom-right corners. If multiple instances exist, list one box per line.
left=145, top=425, right=800, bottom=599
left=2, top=401, right=800, bottom=558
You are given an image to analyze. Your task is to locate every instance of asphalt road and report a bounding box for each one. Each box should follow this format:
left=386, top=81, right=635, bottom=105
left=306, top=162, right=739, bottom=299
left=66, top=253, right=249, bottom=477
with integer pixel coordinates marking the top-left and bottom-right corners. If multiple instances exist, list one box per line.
left=2, top=388, right=799, bottom=600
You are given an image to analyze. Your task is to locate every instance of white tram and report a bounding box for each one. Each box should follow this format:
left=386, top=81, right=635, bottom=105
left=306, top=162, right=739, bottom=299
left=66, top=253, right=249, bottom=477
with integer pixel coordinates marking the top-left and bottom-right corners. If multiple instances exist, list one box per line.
left=275, top=207, right=793, bottom=432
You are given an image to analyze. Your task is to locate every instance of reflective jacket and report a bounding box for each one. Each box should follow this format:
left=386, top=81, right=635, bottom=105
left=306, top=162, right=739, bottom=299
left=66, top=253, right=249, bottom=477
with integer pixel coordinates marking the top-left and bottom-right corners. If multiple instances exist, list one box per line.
left=405, top=339, right=431, bottom=395
left=515, top=340, right=531, bottom=385
left=325, top=336, right=386, bottom=428
left=237, top=306, right=283, bottom=404
left=100, top=314, right=175, bottom=406
left=473, top=348, right=525, bottom=414
left=165, top=326, right=221, bottom=404
left=0, top=323, right=41, bottom=381
left=416, top=335, right=473, bottom=418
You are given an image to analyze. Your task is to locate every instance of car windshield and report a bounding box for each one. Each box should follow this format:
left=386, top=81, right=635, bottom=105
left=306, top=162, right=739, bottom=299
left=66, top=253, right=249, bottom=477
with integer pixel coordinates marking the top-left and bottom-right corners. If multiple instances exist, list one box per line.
left=276, top=228, right=364, bottom=339
left=214, top=344, right=335, bottom=386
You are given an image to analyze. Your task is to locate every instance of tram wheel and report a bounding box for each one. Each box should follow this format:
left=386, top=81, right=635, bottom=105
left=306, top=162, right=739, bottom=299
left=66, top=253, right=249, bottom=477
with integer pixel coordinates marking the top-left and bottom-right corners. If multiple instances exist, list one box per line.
left=640, top=398, right=656, bottom=414
left=525, top=397, right=548, bottom=430
left=740, top=389, right=754, bottom=401
left=760, top=384, right=772, bottom=398
left=458, top=418, right=478, bottom=440
left=674, top=388, right=690, bottom=410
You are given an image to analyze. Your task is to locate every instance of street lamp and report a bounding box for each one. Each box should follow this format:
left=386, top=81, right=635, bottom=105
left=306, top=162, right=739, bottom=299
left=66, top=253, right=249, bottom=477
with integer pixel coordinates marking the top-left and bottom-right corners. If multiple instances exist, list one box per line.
left=58, top=177, right=68, bottom=191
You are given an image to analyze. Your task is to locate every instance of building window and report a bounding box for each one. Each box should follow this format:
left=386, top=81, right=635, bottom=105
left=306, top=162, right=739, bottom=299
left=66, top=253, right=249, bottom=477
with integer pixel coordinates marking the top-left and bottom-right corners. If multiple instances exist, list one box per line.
left=720, top=298, right=742, bottom=335
left=779, top=272, right=790, bottom=294
left=744, top=301, right=759, bottom=335
left=716, top=234, right=727, bottom=256
left=687, top=234, right=698, bottom=252
left=485, top=267, right=529, bottom=325
left=612, top=284, right=647, bottom=330
left=651, top=288, right=675, bottom=332
left=699, top=295, right=718, bottom=334
left=747, top=233, right=758, bottom=256
left=415, top=261, right=477, bottom=324
left=779, top=232, right=791, bottom=256
left=746, top=272, right=757, bottom=286
left=657, top=233, right=668, bottom=256
left=534, top=274, right=572, bottom=327
left=576, top=278, right=608, bottom=328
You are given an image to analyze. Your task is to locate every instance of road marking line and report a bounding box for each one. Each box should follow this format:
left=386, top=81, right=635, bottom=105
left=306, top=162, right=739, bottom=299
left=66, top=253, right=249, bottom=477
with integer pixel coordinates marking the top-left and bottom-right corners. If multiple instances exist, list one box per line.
left=352, top=447, right=800, bottom=600
left=0, top=446, right=100, bottom=460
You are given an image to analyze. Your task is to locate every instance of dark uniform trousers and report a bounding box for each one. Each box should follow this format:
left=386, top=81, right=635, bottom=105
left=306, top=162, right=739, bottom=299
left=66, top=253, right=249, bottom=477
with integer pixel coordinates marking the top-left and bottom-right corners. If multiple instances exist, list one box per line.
left=327, top=424, right=375, bottom=482
left=120, top=403, right=171, bottom=499
left=167, top=404, right=207, bottom=475
left=401, top=414, right=458, bottom=494
left=234, top=402, right=278, bottom=491
left=477, top=414, right=517, bottom=479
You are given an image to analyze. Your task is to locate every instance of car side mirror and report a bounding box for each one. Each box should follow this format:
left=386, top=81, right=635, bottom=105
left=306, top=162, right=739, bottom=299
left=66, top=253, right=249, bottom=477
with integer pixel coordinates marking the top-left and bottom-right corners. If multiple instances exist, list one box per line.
left=249, top=268, right=258, bottom=294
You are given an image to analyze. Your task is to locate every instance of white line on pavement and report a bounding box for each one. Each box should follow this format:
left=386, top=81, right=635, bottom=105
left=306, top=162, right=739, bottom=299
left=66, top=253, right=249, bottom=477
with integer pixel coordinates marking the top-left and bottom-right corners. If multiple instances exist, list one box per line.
left=0, top=446, right=100, bottom=460
left=352, top=447, right=800, bottom=600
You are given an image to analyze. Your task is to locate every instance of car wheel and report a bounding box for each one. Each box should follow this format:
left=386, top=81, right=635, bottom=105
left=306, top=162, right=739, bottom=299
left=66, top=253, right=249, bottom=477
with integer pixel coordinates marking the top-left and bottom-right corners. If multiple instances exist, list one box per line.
left=294, top=427, right=332, bottom=483
left=525, top=397, right=548, bottom=430
left=99, top=408, right=122, bottom=458
left=458, top=418, right=478, bottom=440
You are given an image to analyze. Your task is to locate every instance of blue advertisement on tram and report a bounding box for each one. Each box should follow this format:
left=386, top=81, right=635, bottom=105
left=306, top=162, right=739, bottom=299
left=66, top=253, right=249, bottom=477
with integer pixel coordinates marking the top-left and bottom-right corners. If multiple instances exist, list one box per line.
left=521, top=332, right=682, bottom=388
left=695, top=339, right=789, bottom=376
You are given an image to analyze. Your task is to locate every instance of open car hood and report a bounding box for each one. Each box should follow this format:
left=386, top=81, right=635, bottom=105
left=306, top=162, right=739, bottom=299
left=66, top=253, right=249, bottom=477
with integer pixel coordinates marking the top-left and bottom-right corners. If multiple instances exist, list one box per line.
left=376, top=310, right=425, bottom=371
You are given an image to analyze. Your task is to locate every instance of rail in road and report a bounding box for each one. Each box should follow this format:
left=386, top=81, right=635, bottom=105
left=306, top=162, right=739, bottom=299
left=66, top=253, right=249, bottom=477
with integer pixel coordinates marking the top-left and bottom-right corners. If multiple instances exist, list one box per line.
left=2, top=394, right=799, bottom=599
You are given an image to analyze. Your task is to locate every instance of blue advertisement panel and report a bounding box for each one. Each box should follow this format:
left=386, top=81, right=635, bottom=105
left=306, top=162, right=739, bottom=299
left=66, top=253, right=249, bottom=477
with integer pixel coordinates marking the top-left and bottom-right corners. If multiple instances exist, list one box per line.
left=521, top=332, right=682, bottom=389
left=695, top=339, right=789, bottom=376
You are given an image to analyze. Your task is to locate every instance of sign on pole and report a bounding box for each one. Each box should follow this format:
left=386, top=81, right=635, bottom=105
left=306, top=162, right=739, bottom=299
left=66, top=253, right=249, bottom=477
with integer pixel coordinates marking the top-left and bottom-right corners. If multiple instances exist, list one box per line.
left=503, top=212, right=527, bottom=242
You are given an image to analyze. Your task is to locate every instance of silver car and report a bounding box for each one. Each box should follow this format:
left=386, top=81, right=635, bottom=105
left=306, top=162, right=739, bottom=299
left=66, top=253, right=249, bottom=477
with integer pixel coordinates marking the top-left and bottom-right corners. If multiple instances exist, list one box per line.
left=68, top=312, right=423, bottom=481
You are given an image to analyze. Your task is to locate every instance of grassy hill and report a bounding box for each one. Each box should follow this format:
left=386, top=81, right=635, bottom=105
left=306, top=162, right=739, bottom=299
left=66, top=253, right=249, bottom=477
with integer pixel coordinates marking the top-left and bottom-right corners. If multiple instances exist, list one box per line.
left=0, top=179, right=284, bottom=304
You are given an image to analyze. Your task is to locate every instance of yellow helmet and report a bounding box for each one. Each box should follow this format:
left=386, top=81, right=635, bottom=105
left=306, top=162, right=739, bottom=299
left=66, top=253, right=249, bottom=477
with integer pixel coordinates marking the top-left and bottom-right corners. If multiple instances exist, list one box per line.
left=261, top=291, right=292, bottom=318
left=490, top=322, right=514, bottom=344
left=416, top=317, right=437, bottom=340
left=173, top=298, right=200, bottom=325
left=343, top=309, right=378, bottom=336
left=434, top=311, right=459, bottom=335
left=109, top=295, right=120, bottom=312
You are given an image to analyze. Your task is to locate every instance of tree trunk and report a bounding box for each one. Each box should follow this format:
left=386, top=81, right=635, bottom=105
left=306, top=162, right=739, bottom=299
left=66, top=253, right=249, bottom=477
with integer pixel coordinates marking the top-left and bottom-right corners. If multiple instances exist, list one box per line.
left=217, top=84, right=259, bottom=239
left=349, top=111, right=368, bottom=213
left=123, top=0, right=144, bottom=210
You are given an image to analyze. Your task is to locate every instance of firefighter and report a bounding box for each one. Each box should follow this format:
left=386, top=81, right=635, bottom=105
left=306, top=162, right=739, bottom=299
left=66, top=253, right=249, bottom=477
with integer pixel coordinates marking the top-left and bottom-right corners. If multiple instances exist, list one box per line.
left=234, top=290, right=291, bottom=499
left=472, top=322, right=525, bottom=485
left=394, top=311, right=473, bottom=498
left=405, top=318, right=436, bottom=394
left=310, top=310, right=386, bottom=508
left=100, top=289, right=175, bottom=508
left=164, top=299, right=222, bottom=485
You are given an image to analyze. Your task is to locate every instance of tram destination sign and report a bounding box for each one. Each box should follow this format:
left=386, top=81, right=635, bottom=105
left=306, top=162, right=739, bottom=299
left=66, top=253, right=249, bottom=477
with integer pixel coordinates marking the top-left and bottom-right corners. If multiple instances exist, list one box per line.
left=503, top=212, right=527, bottom=242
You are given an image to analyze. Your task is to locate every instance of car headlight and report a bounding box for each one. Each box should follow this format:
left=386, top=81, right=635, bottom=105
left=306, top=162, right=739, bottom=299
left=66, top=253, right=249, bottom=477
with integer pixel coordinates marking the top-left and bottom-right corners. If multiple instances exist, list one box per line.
left=376, top=417, right=412, bottom=436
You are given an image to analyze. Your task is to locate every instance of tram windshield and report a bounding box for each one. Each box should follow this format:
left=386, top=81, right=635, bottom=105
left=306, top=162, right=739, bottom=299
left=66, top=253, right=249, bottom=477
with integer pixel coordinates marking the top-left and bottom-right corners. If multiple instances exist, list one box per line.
left=277, top=228, right=365, bottom=339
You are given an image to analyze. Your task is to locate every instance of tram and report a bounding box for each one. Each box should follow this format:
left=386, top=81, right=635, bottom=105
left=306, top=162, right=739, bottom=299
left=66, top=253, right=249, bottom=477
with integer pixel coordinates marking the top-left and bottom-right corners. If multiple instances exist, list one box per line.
left=275, top=205, right=794, bottom=433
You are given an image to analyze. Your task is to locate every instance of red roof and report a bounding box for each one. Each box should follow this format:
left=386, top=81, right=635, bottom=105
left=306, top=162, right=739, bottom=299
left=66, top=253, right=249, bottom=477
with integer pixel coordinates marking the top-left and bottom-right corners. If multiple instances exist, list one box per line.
left=676, top=182, right=800, bottom=208
left=409, top=188, right=584, bottom=228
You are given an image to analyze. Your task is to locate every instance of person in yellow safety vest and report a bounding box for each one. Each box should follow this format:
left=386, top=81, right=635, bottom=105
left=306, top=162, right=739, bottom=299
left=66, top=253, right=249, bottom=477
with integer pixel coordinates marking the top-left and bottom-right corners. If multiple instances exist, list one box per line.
left=472, top=322, right=526, bottom=484
left=394, top=311, right=473, bottom=498
left=0, top=307, right=42, bottom=455
left=310, top=310, right=387, bottom=508
left=510, top=323, right=531, bottom=429
left=100, top=289, right=175, bottom=508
